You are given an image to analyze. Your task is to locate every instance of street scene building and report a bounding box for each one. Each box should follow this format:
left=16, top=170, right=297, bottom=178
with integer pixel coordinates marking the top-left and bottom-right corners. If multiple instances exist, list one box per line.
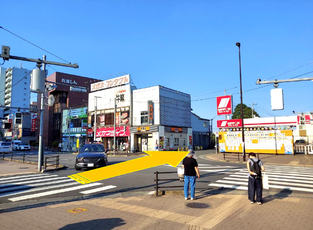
left=42, top=72, right=101, bottom=147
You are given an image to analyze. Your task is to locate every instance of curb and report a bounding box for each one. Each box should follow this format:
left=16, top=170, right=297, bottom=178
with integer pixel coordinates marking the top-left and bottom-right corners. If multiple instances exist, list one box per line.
left=204, top=154, right=313, bottom=168
left=1, top=158, right=67, bottom=172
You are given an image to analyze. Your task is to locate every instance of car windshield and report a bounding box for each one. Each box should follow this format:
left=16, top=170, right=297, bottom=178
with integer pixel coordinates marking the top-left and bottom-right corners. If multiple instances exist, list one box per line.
left=1, top=142, right=11, bottom=146
left=81, top=145, right=104, bottom=152
left=20, top=143, right=28, bottom=145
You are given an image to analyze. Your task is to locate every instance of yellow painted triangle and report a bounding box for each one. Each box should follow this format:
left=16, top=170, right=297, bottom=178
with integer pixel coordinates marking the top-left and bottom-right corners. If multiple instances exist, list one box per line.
left=68, top=151, right=188, bottom=184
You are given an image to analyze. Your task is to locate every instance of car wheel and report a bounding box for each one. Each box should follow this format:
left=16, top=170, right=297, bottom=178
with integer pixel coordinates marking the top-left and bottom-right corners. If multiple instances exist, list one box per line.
left=75, top=165, right=81, bottom=171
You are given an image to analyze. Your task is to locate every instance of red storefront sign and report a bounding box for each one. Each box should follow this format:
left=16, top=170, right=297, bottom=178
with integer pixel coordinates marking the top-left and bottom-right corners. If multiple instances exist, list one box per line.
left=96, top=126, right=130, bottom=137
left=31, top=113, right=37, bottom=131
left=217, top=119, right=242, bottom=128
left=216, top=95, right=233, bottom=115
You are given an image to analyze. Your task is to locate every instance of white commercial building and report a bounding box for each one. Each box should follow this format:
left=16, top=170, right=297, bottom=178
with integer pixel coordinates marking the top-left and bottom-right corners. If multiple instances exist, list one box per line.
left=131, top=85, right=192, bottom=152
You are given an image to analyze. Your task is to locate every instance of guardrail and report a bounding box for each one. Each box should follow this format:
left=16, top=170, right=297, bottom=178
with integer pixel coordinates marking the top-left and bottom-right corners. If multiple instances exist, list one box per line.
left=1, top=152, right=61, bottom=170
left=154, top=171, right=183, bottom=196
left=44, top=155, right=60, bottom=170
left=222, top=152, right=259, bottom=161
left=294, top=145, right=313, bottom=154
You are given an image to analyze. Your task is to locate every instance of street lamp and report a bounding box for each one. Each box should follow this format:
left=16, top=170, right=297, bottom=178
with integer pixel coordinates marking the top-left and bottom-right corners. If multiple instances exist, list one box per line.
left=94, top=96, right=102, bottom=142
left=236, top=42, right=246, bottom=161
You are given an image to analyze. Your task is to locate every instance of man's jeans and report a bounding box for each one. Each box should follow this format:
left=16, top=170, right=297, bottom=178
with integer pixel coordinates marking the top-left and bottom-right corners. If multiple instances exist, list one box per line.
left=248, top=177, right=262, bottom=202
left=184, top=175, right=196, bottom=199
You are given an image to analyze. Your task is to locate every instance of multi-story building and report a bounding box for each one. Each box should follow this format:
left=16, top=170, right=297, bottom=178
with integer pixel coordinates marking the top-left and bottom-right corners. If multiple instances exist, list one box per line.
left=43, top=72, right=101, bottom=147
left=131, top=85, right=192, bottom=152
left=87, top=75, right=134, bottom=151
left=0, top=67, right=35, bottom=143
left=191, top=113, right=212, bottom=149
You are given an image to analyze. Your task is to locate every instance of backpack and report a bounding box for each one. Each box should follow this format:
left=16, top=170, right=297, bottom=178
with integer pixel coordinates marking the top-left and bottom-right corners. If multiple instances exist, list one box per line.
left=250, top=159, right=262, bottom=179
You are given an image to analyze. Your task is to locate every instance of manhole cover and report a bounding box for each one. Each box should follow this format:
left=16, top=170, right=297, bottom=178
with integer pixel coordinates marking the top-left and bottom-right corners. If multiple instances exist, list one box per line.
left=186, top=203, right=209, bottom=209
left=19, top=167, right=29, bottom=169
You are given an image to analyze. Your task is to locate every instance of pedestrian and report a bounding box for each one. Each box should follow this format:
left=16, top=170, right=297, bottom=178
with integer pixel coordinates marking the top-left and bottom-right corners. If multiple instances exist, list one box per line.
left=155, top=140, right=159, bottom=151
left=182, top=149, right=200, bottom=200
left=247, top=153, right=265, bottom=205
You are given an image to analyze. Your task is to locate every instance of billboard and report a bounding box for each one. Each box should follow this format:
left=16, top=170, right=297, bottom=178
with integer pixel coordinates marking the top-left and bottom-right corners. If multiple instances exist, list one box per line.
left=217, top=95, right=233, bottom=115
left=217, top=119, right=242, bottom=128
left=218, top=130, right=294, bottom=155
left=90, top=74, right=130, bottom=92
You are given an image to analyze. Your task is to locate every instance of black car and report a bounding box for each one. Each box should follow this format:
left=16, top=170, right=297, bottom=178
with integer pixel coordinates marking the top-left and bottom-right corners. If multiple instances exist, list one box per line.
left=75, top=144, right=108, bottom=170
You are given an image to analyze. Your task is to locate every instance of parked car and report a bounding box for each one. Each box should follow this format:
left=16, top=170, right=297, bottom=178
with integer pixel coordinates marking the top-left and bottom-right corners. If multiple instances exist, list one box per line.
left=75, top=144, right=109, bottom=170
left=12, top=140, right=22, bottom=150
left=16, top=143, right=31, bottom=151
left=294, top=140, right=308, bottom=146
left=0, top=141, right=13, bottom=154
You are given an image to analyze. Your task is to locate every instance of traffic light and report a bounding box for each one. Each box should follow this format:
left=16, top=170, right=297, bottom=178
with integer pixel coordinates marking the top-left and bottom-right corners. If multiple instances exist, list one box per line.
left=15, top=113, right=22, bottom=124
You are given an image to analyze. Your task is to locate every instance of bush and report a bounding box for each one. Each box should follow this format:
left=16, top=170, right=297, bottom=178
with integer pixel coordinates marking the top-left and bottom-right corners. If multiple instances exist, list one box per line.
left=52, top=141, right=59, bottom=148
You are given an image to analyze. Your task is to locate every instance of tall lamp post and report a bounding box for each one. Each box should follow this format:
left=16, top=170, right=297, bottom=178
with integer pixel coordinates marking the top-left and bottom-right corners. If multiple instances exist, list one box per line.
left=236, top=42, right=246, bottom=161
left=94, top=96, right=101, bottom=142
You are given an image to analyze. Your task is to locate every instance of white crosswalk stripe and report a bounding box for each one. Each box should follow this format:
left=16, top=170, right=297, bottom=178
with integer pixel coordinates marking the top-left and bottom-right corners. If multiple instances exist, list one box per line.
left=209, top=165, right=313, bottom=193
left=0, top=173, right=117, bottom=202
left=164, top=163, right=243, bottom=174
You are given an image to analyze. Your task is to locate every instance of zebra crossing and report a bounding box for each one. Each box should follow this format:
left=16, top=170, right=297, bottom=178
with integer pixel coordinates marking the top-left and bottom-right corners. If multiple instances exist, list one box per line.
left=209, top=165, right=313, bottom=193
left=0, top=173, right=117, bottom=202
left=165, top=163, right=244, bottom=174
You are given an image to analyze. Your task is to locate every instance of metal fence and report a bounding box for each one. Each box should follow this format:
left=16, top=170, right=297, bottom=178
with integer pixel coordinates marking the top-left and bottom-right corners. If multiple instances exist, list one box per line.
left=294, top=145, right=313, bottom=154
left=154, top=171, right=183, bottom=196
left=1, top=152, right=60, bottom=170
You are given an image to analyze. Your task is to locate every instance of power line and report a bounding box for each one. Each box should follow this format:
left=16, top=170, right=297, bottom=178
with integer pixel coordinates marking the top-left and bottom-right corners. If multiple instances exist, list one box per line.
left=265, top=61, right=313, bottom=80
left=0, top=26, right=70, bottom=64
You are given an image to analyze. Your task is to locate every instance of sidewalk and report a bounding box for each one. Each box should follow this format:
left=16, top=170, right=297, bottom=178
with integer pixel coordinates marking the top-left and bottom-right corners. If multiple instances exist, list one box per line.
left=204, top=150, right=313, bottom=167
left=1, top=191, right=312, bottom=229
left=1, top=151, right=313, bottom=229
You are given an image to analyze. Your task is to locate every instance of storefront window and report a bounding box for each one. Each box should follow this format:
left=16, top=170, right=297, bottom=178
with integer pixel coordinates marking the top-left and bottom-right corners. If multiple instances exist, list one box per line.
left=141, top=111, right=148, bottom=124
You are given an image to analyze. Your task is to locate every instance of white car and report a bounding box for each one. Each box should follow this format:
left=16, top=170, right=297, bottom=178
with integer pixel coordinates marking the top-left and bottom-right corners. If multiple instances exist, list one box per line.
left=16, top=143, right=31, bottom=151
left=0, top=142, right=13, bottom=153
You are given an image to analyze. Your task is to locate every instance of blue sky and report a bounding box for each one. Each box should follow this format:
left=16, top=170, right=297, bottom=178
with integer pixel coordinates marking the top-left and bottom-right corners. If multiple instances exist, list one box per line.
left=1, top=0, right=312, bottom=131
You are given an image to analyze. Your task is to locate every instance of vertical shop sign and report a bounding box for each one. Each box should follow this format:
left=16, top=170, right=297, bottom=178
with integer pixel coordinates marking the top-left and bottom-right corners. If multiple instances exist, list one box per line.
left=148, top=100, right=154, bottom=124
left=31, top=113, right=37, bottom=131
left=116, top=112, right=120, bottom=125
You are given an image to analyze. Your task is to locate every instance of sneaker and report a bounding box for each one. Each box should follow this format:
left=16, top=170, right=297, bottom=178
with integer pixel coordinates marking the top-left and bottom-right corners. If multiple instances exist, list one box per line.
left=191, top=198, right=196, bottom=201
left=257, top=202, right=262, bottom=205
left=250, top=201, right=254, bottom=204
left=185, top=197, right=188, bottom=200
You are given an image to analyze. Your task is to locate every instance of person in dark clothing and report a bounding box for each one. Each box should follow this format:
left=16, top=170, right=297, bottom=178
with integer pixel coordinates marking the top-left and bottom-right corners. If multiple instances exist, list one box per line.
left=247, top=153, right=265, bottom=205
left=182, top=149, right=200, bottom=200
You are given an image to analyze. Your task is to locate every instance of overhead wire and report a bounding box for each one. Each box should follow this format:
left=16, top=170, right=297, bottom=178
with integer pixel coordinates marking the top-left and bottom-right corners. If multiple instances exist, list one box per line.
left=0, top=25, right=71, bottom=64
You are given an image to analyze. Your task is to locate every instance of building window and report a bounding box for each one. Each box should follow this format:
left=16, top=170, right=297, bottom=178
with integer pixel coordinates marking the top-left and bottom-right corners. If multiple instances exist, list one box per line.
left=203, top=122, right=208, bottom=127
left=141, top=111, right=148, bottom=124
left=174, top=138, right=179, bottom=147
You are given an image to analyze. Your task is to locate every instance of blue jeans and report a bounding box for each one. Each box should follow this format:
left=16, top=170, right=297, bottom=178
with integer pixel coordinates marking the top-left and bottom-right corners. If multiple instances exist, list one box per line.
left=184, top=175, right=196, bottom=199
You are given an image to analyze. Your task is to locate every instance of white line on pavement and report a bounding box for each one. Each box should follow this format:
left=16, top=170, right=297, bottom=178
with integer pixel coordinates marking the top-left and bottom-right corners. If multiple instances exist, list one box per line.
left=80, top=185, right=117, bottom=194
left=9, top=182, right=103, bottom=202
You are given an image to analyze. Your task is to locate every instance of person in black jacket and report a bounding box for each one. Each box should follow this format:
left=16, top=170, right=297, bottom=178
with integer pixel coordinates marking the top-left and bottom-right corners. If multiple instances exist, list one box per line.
left=182, top=149, right=200, bottom=200
left=247, top=153, right=265, bottom=205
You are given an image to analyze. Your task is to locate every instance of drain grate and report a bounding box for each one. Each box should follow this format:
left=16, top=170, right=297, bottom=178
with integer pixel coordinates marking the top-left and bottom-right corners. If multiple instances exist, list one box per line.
left=186, top=202, right=209, bottom=209
left=19, top=167, right=29, bottom=169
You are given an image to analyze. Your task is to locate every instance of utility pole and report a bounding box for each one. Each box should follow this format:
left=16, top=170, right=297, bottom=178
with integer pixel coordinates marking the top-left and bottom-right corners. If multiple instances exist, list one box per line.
left=113, top=97, right=116, bottom=155
left=68, top=108, right=71, bottom=153
left=94, top=96, right=101, bottom=142
left=1, top=45, right=78, bottom=172
left=38, top=55, right=46, bottom=171
left=251, top=103, right=257, bottom=118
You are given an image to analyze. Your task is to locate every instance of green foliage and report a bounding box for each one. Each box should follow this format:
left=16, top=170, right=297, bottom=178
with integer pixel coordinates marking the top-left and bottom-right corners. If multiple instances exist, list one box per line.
left=52, top=141, right=59, bottom=148
left=232, top=104, right=260, bottom=119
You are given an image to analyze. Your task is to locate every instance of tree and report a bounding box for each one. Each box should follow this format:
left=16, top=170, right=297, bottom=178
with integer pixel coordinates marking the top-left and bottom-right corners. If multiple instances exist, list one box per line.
left=232, top=104, right=260, bottom=119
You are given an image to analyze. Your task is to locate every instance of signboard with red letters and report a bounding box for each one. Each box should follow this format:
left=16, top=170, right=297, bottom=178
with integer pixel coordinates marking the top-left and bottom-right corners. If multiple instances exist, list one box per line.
left=216, top=95, right=233, bottom=115
left=217, top=119, right=242, bottom=128
left=96, top=126, right=130, bottom=137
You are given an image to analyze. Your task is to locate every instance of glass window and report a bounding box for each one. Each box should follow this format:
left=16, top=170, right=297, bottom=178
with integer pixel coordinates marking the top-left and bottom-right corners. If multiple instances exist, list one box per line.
left=203, top=122, right=208, bottom=127
left=174, top=138, right=179, bottom=146
left=141, top=111, right=148, bottom=124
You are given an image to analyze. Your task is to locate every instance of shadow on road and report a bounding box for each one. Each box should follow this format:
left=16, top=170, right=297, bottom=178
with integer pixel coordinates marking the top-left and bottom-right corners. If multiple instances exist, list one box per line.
left=59, top=218, right=126, bottom=230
